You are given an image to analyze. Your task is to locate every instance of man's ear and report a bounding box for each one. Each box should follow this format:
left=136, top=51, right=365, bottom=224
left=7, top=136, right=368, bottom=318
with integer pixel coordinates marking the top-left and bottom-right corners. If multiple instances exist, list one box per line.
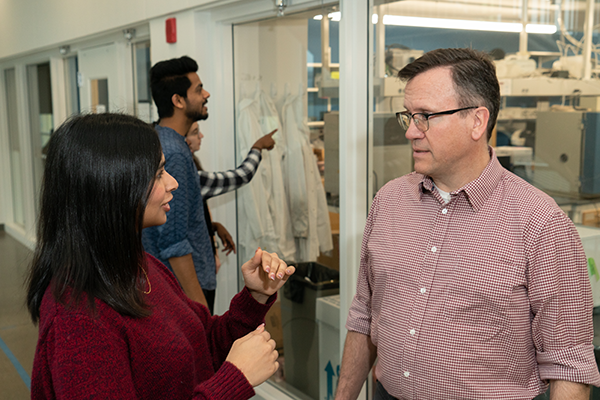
left=471, top=107, right=490, bottom=141
left=172, top=93, right=185, bottom=110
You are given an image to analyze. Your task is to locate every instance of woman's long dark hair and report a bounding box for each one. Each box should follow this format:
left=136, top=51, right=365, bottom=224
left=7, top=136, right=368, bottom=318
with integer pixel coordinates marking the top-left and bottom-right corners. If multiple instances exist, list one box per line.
left=26, top=113, right=162, bottom=323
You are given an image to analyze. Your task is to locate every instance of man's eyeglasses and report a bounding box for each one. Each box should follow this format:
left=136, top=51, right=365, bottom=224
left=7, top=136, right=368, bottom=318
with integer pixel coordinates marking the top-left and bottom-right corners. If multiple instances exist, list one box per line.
left=396, top=106, right=478, bottom=133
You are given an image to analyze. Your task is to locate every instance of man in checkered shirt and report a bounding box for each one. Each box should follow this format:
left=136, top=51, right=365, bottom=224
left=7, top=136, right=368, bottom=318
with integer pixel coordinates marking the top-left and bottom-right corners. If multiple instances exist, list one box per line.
left=336, top=48, right=600, bottom=400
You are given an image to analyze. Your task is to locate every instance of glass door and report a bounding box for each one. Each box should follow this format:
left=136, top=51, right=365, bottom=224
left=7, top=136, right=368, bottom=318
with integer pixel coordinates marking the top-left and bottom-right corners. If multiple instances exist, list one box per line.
left=369, top=0, right=559, bottom=197
left=64, top=55, right=80, bottom=117
left=233, top=5, right=341, bottom=399
left=27, top=62, right=54, bottom=214
left=4, top=68, right=25, bottom=228
left=78, top=43, right=120, bottom=113
left=133, top=40, right=153, bottom=123
left=368, top=1, right=600, bottom=398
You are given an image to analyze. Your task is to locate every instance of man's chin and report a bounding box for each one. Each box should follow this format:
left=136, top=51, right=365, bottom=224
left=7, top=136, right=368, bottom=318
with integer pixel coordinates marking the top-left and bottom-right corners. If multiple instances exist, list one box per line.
left=186, top=110, right=209, bottom=122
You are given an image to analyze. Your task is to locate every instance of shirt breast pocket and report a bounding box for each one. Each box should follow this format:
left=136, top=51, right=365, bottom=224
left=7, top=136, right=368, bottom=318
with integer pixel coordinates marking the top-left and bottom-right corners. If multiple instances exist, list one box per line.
left=442, top=253, right=524, bottom=341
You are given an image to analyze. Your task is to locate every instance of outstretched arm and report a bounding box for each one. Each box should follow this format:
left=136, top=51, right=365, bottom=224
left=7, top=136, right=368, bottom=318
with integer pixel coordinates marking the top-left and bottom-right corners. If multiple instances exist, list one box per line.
left=199, top=129, right=276, bottom=200
left=199, top=150, right=261, bottom=199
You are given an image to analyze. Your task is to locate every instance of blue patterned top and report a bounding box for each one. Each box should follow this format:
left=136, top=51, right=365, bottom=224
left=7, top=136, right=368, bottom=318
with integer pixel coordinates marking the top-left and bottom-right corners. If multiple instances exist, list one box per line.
left=142, top=125, right=216, bottom=290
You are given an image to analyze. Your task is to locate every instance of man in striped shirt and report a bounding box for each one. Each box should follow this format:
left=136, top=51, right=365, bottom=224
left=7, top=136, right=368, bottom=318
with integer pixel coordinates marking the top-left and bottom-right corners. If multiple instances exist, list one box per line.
left=336, top=48, right=600, bottom=400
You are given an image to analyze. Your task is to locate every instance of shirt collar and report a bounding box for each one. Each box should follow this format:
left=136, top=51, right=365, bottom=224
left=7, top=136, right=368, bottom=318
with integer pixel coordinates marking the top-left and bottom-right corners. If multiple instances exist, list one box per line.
left=418, top=146, right=504, bottom=212
left=156, top=124, right=183, bottom=139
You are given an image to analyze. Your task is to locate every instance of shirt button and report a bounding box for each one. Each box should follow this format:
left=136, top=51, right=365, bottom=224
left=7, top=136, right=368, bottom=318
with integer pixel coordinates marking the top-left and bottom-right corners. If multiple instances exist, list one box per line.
left=442, top=208, right=448, bottom=214
left=404, top=371, right=410, bottom=378
left=431, top=246, right=437, bottom=253
left=410, top=329, right=416, bottom=335
left=420, top=287, right=427, bottom=294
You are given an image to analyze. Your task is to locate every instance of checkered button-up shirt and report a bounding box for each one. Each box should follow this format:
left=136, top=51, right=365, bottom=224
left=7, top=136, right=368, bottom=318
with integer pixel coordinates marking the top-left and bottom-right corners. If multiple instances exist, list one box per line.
left=347, top=149, right=600, bottom=399
left=199, top=149, right=261, bottom=199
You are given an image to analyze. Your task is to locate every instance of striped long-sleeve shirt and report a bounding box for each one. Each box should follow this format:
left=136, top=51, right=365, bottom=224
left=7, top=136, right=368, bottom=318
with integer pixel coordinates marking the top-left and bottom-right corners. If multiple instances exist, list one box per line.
left=199, top=149, right=262, bottom=200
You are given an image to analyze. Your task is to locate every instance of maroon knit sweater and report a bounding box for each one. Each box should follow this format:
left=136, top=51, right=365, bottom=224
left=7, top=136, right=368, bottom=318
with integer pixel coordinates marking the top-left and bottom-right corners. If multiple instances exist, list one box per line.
left=31, top=253, right=275, bottom=399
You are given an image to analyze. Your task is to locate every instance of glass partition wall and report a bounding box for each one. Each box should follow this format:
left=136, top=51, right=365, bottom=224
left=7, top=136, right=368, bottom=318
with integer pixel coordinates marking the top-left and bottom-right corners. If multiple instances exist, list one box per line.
left=64, top=56, right=80, bottom=117
left=233, top=6, right=341, bottom=399
left=133, top=40, right=153, bottom=123
left=369, top=0, right=600, bottom=398
left=369, top=0, right=600, bottom=198
left=27, top=62, right=54, bottom=215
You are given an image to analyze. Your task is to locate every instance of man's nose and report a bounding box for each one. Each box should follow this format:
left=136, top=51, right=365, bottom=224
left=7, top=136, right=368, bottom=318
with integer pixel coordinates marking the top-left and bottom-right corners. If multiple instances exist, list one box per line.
left=404, top=120, right=424, bottom=140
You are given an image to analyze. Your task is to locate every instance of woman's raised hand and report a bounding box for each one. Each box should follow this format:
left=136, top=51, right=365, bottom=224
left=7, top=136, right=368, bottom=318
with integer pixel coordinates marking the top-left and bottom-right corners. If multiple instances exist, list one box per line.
left=241, top=248, right=295, bottom=304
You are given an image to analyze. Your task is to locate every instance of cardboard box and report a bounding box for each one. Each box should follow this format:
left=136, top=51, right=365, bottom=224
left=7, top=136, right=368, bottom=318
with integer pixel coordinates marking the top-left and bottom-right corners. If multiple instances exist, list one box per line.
left=583, top=209, right=600, bottom=228
left=317, top=233, right=339, bottom=271
left=265, top=299, right=284, bottom=351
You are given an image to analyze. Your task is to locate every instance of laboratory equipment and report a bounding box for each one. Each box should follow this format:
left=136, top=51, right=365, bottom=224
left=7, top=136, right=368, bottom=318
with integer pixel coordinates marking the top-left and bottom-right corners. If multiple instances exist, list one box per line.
left=534, top=111, right=600, bottom=197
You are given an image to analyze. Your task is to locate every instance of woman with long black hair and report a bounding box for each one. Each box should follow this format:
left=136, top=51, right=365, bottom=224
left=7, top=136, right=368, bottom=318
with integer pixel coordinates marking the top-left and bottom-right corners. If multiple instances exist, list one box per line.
left=26, top=113, right=293, bottom=399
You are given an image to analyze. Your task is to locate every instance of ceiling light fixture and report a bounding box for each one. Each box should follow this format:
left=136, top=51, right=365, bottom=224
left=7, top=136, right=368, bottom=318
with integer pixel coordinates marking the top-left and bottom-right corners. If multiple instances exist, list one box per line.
left=313, top=12, right=341, bottom=22
left=382, top=15, right=557, bottom=34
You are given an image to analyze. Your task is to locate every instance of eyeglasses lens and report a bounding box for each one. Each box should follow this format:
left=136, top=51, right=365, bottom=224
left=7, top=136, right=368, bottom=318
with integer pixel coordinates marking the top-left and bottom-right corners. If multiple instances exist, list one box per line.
left=399, top=114, right=410, bottom=130
left=414, top=114, right=428, bottom=132
left=398, top=113, right=428, bottom=132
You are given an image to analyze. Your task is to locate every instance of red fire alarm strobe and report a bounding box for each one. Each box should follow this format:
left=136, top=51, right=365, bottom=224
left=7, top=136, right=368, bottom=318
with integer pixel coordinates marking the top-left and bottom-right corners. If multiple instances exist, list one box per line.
left=166, top=18, right=177, bottom=43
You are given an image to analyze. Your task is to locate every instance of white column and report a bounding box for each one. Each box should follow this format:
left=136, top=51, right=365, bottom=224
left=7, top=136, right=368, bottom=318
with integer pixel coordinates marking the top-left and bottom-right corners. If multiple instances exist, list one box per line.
left=15, top=64, right=37, bottom=247
left=375, top=5, right=386, bottom=78
left=583, top=0, right=595, bottom=80
left=339, top=1, right=369, bottom=398
left=519, top=0, right=529, bottom=55
left=50, top=57, right=68, bottom=127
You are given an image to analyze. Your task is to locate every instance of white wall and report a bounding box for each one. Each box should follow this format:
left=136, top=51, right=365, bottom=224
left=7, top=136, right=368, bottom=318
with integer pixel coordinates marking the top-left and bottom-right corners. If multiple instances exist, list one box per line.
left=0, top=0, right=221, bottom=61
left=0, top=0, right=330, bottom=61
left=149, top=11, right=199, bottom=66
